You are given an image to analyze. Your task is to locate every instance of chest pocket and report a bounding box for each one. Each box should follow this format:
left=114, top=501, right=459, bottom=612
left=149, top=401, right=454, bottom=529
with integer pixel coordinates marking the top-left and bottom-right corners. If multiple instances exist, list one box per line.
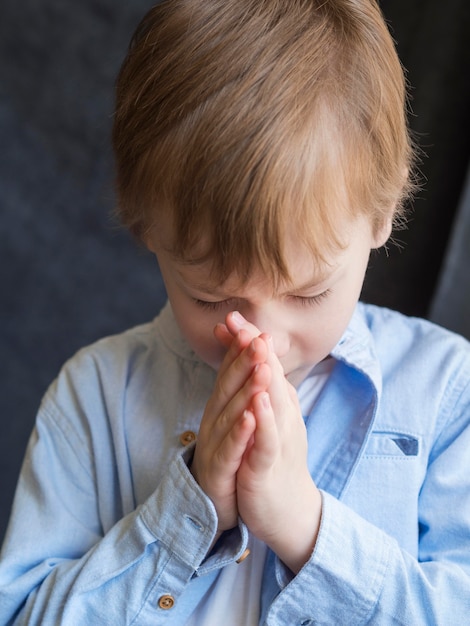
left=343, top=430, right=423, bottom=552
left=364, top=431, right=420, bottom=458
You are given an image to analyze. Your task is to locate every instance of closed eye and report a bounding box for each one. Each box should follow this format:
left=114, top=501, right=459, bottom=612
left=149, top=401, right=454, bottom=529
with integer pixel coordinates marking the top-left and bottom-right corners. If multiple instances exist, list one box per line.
left=290, top=289, right=331, bottom=306
left=193, top=290, right=331, bottom=310
left=192, top=298, right=234, bottom=311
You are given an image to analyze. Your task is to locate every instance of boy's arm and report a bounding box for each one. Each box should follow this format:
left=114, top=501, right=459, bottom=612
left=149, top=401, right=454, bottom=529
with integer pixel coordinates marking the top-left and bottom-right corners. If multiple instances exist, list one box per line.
left=261, top=384, right=470, bottom=625
left=220, top=313, right=470, bottom=624
left=264, top=481, right=470, bottom=625
left=0, top=395, right=248, bottom=625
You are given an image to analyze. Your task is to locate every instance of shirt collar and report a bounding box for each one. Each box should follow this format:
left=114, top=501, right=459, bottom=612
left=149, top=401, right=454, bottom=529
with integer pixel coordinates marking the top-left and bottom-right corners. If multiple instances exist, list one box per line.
left=331, top=303, right=382, bottom=398
left=154, top=301, right=200, bottom=362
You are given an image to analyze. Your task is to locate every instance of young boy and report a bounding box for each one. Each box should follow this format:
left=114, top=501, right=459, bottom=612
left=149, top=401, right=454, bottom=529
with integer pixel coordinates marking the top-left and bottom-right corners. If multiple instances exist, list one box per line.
left=1, top=0, right=470, bottom=624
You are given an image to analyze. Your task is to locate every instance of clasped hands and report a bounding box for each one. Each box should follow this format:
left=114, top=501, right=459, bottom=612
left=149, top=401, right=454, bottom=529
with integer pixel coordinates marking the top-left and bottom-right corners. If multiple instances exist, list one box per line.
left=190, top=311, right=322, bottom=573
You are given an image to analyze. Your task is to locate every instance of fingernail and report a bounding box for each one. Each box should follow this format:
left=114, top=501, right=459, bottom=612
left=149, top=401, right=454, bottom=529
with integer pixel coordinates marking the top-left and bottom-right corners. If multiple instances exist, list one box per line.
left=231, top=311, right=245, bottom=327
left=261, top=392, right=270, bottom=410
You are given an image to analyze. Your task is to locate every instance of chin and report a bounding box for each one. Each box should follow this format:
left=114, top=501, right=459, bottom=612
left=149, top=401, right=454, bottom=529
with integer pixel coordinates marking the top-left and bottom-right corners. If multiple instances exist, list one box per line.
left=285, top=365, right=313, bottom=388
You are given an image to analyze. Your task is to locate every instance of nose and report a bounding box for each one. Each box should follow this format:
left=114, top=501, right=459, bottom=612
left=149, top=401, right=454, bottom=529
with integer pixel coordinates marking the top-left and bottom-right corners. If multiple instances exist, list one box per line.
left=239, top=304, right=290, bottom=358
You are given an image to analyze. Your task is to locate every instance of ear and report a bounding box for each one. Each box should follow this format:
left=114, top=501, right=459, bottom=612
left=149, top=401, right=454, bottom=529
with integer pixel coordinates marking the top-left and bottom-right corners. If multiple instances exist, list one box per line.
left=144, top=238, right=156, bottom=254
left=142, top=229, right=157, bottom=254
left=371, top=214, right=393, bottom=250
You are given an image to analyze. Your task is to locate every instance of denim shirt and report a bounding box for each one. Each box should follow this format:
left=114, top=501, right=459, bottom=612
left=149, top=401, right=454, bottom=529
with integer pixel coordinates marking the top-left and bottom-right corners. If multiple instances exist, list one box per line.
left=1, top=302, right=470, bottom=625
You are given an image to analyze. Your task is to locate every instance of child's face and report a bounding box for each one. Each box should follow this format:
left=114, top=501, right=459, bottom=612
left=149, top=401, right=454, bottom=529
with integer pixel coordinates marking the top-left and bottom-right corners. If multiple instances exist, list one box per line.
left=147, top=213, right=389, bottom=387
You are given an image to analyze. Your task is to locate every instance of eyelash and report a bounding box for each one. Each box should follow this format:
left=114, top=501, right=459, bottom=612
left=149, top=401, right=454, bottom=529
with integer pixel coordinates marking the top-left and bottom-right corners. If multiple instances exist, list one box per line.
left=192, top=298, right=235, bottom=312
left=192, top=290, right=331, bottom=311
left=291, top=290, right=331, bottom=307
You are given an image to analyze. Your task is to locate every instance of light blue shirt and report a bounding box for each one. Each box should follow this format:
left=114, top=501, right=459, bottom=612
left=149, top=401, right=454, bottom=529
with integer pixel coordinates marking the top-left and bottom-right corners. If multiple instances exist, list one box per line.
left=1, top=302, right=470, bottom=624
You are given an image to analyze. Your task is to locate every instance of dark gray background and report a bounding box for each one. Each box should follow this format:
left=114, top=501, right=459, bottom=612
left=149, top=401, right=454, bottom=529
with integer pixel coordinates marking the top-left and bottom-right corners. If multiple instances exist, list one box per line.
left=1, top=0, right=469, bottom=543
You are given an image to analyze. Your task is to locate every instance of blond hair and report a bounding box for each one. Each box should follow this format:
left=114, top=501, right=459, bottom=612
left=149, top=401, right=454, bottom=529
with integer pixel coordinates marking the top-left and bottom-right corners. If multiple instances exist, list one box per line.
left=113, top=0, right=416, bottom=283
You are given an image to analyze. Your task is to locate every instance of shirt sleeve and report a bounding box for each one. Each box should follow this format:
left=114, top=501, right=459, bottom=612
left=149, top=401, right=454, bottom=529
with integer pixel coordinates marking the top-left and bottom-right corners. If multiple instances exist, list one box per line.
left=0, top=400, right=248, bottom=625
left=262, top=380, right=470, bottom=625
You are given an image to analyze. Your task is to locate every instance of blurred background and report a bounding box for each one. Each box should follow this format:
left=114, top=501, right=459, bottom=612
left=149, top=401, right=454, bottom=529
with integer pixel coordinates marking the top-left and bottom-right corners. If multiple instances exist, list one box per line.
left=1, top=0, right=469, bottom=543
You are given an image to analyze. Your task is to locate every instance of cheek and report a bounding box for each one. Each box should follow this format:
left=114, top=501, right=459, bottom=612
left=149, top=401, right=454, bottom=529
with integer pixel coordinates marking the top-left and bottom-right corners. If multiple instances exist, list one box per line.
left=300, top=326, right=337, bottom=358
left=176, top=313, right=225, bottom=369
left=297, top=304, right=352, bottom=358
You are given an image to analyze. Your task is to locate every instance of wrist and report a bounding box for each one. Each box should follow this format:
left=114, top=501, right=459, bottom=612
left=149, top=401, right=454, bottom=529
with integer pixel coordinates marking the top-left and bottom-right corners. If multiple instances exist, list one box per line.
left=268, top=485, right=322, bottom=574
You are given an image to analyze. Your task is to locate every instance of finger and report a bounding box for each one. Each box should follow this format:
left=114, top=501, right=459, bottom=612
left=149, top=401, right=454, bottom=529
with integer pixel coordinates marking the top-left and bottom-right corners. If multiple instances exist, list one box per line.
left=260, top=333, right=294, bottom=417
left=213, top=409, right=256, bottom=472
left=195, top=363, right=271, bottom=481
left=191, top=409, right=257, bottom=533
left=216, top=330, right=267, bottom=399
left=225, top=311, right=262, bottom=340
left=245, top=390, right=278, bottom=473
left=209, top=360, right=271, bottom=438
left=214, top=323, right=233, bottom=350
left=205, top=362, right=271, bottom=467
left=195, top=407, right=256, bottom=484
left=216, top=327, right=253, bottom=380
left=214, top=321, right=264, bottom=378
left=201, top=338, right=270, bottom=438
left=216, top=311, right=264, bottom=381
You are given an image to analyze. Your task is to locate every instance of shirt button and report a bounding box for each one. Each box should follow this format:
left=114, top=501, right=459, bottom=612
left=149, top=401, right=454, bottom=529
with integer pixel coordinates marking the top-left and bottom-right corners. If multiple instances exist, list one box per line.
left=158, top=595, right=175, bottom=610
left=180, top=430, right=197, bottom=446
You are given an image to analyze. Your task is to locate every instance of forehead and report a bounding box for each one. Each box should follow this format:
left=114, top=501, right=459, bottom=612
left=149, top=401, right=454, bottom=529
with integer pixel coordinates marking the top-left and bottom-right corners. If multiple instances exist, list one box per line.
left=149, top=208, right=373, bottom=292
left=173, top=237, right=340, bottom=296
